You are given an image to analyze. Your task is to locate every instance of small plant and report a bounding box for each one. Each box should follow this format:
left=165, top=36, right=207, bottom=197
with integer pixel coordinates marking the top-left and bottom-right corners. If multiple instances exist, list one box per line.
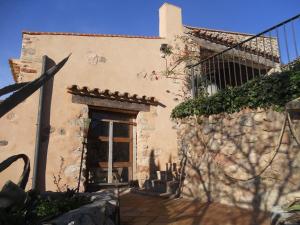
left=53, top=156, right=69, bottom=192
left=35, top=190, right=91, bottom=219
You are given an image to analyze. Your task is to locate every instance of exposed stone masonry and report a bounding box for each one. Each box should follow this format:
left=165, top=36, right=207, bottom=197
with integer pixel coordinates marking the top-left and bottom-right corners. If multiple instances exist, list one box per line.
left=63, top=105, right=89, bottom=191
left=176, top=108, right=300, bottom=211
left=9, top=34, right=42, bottom=82
left=136, top=107, right=160, bottom=185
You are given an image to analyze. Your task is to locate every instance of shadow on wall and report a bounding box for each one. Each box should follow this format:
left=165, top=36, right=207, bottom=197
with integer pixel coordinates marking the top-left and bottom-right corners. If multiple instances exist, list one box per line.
left=142, top=150, right=160, bottom=190
left=177, top=108, right=300, bottom=225
left=35, top=57, right=56, bottom=191
left=149, top=150, right=160, bottom=180
left=143, top=150, right=180, bottom=192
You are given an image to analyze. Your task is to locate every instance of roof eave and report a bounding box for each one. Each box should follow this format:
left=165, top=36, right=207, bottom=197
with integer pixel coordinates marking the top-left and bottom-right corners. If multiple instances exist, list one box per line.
left=22, top=31, right=163, bottom=39
left=8, top=59, right=20, bottom=83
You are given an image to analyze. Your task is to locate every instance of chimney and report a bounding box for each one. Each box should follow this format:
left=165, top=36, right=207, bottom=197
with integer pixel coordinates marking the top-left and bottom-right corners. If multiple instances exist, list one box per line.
left=159, top=3, right=183, bottom=38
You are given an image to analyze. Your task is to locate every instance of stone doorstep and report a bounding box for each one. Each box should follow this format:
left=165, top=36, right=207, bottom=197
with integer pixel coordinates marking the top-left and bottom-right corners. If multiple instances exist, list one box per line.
left=131, top=188, right=177, bottom=199
left=119, top=187, right=132, bottom=196
left=144, top=179, right=179, bottom=194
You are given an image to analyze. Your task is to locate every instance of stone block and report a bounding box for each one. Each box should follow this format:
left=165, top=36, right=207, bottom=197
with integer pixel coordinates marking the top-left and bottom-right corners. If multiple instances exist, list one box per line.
left=222, top=118, right=235, bottom=127
left=20, top=67, right=37, bottom=73
left=242, top=134, right=258, bottom=143
left=261, top=122, right=281, bottom=132
left=259, top=131, right=272, bottom=140
left=241, top=126, right=256, bottom=134
left=64, top=165, right=79, bottom=178
left=22, top=47, right=36, bottom=56
left=253, top=111, right=267, bottom=122
left=228, top=130, right=245, bottom=137
left=208, top=139, right=221, bottom=152
left=213, top=132, right=222, bottom=140
left=221, top=143, right=237, bottom=155
left=239, top=115, right=254, bottom=127
left=202, top=124, right=214, bottom=135
left=208, top=115, right=218, bottom=124
left=190, top=136, right=199, bottom=145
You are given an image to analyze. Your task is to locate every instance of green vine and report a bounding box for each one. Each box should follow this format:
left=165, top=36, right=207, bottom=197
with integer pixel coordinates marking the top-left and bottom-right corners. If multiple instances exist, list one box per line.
left=171, top=63, right=300, bottom=118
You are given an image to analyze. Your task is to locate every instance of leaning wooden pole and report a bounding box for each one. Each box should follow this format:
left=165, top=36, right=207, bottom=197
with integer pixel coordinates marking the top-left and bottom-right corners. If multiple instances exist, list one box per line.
left=0, top=54, right=70, bottom=118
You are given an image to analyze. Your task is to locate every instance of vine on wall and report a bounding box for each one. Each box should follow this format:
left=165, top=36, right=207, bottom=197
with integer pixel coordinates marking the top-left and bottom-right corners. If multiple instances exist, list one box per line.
left=171, top=63, right=300, bottom=118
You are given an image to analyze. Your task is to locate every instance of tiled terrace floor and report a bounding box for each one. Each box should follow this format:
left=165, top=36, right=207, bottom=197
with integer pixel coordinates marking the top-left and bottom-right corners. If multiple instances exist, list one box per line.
left=120, top=193, right=270, bottom=225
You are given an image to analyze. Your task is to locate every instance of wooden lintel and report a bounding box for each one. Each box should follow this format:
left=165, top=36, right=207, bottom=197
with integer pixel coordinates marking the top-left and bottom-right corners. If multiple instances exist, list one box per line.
left=72, top=95, right=150, bottom=112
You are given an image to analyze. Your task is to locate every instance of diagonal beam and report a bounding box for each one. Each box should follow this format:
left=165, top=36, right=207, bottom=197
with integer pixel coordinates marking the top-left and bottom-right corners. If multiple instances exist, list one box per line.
left=0, top=82, right=29, bottom=97
left=0, top=54, right=71, bottom=118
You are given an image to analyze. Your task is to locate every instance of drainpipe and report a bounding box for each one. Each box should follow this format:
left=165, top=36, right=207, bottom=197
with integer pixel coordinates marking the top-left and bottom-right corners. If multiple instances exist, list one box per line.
left=32, top=55, right=48, bottom=191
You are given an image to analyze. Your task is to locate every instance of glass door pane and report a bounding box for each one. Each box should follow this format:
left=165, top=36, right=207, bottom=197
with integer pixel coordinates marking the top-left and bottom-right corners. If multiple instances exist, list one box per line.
left=112, top=122, right=132, bottom=183
left=113, top=142, right=130, bottom=162
left=113, top=123, right=129, bottom=137
left=87, top=139, right=109, bottom=184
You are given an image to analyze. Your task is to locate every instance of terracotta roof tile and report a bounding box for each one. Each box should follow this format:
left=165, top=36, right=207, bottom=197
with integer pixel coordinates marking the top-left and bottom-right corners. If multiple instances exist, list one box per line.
left=185, top=25, right=279, bottom=61
left=22, top=31, right=163, bottom=39
left=67, top=85, right=158, bottom=105
left=185, top=25, right=257, bottom=36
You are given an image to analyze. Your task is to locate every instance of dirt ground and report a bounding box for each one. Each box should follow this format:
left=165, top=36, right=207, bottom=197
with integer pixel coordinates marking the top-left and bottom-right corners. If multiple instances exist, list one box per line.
left=120, top=193, right=270, bottom=225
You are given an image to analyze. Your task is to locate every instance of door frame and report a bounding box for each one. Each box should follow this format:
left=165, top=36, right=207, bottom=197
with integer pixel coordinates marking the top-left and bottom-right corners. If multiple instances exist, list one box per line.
left=87, top=107, right=137, bottom=185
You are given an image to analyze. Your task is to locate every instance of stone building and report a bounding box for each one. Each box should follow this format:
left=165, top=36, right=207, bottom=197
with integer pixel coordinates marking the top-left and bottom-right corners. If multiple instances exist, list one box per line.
left=0, top=2, right=279, bottom=197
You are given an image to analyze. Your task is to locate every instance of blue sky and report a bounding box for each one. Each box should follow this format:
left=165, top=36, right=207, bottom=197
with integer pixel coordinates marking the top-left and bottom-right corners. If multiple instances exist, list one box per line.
left=0, top=0, right=299, bottom=88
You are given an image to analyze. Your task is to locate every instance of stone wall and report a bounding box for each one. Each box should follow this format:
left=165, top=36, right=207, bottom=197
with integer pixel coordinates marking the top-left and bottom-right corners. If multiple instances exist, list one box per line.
left=136, top=107, right=163, bottom=185
left=176, top=108, right=300, bottom=211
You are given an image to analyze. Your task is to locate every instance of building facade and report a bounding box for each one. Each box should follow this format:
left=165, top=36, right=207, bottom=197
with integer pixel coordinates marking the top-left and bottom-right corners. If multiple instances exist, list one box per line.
left=0, top=3, right=276, bottom=192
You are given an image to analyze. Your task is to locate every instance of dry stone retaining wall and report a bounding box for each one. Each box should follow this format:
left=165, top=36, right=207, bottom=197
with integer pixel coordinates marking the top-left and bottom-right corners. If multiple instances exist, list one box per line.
left=176, top=108, right=300, bottom=211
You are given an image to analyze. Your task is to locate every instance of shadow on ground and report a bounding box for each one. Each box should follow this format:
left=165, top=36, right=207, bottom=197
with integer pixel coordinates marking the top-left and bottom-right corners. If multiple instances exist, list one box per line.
left=120, top=193, right=270, bottom=225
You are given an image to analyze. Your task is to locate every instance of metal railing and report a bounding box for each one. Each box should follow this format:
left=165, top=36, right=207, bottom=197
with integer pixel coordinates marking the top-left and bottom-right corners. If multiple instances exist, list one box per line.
left=189, top=13, right=300, bottom=98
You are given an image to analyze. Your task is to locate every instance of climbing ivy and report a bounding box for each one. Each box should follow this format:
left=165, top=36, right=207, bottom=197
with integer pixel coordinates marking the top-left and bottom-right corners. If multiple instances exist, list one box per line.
left=171, top=63, right=300, bottom=118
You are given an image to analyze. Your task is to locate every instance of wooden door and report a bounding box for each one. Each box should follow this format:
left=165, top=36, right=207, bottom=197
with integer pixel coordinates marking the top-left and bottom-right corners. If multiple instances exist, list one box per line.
left=86, top=109, right=136, bottom=186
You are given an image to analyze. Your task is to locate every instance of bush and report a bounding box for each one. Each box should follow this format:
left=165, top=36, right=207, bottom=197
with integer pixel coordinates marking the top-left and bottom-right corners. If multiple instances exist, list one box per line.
left=0, top=189, right=91, bottom=225
left=171, top=63, right=300, bottom=118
